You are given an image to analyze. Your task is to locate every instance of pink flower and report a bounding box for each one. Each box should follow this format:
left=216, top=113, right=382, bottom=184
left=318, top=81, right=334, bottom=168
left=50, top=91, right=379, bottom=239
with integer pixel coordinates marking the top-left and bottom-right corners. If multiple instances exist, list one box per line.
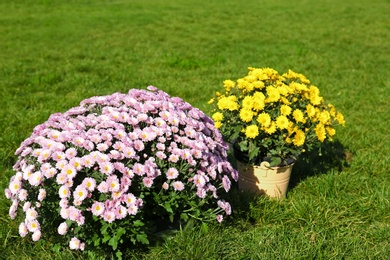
left=115, top=205, right=127, bottom=219
left=122, top=146, right=136, bottom=159
left=133, top=163, right=145, bottom=176
left=127, top=204, right=139, bottom=215
left=73, top=185, right=88, bottom=202
left=27, top=219, right=40, bottom=232
left=123, top=193, right=137, bottom=206
left=162, top=182, right=169, bottom=190
left=82, top=155, right=95, bottom=168
left=107, top=176, right=120, bottom=192
left=18, top=189, right=28, bottom=201
left=82, top=177, right=96, bottom=191
left=97, top=143, right=109, bottom=151
left=99, top=162, right=114, bottom=175
left=97, top=181, right=109, bottom=193
left=28, top=171, right=43, bottom=186
left=26, top=207, right=38, bottom=221
left=69, top=157, right=83, bottom=170
left=4, top=188, right=12, bottom=199
left=156, top=151, right=166, bottom=159
left=52, top=151, right=66, bottom=161
left=193, top=174, right=206, bottom=187
left=38, top=189, right=46, bottom=201
left=133, top=140, right=145, bottom=151
left=91, top=201, right=105, bottom=216
left=58, top=222, right=68, bottom=235
left=22, top=201, right=31, bottom=212
left=142, top=177, right=153, bottom=188
left=19, top=222, right=28, bottom=237
left=65, top=148, right=77, bottom=159
left=32, top=230, right=42, bottom=241
left=59, top=185, right=70, bottom=199
left=172, top=181, right=185, bottom=191
left=61, top=164, right=77, bottom=179
left=222, top=175, right=231, bottom=192
left=168, top=154, right=179, bottom=163
left=44, top=167, right=57, bottom=179
left=103, top=210, right=116, bottom=223
left=216, top=215, right=224, bottom=223
left=166, top=168, right=179, bottom=179
left=9, top=180, right=21, bottom=195
left=55, top=159, right=68, bottom=170
left=69, top=237, right=81, bottom=250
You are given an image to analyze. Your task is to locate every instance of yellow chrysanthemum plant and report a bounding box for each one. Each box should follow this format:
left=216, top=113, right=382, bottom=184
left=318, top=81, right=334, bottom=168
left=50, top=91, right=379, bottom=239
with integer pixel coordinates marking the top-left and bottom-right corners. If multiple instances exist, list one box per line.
left=209, top=67, right=345, bottom=167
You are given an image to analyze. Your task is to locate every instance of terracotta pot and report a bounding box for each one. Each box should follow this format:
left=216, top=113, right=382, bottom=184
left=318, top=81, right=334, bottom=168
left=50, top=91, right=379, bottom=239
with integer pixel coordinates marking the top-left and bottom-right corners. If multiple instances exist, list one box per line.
left=236, top=160, right=294, bottom=198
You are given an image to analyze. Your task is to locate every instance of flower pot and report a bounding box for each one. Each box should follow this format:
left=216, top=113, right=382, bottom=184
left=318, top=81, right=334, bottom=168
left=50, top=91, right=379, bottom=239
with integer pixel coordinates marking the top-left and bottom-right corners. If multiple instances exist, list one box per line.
left=236, top=160, right=294, bottom=198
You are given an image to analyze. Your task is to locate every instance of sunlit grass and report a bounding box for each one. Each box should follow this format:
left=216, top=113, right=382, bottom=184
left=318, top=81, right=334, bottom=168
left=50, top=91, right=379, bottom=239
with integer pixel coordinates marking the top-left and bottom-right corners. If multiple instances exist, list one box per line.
left=0, top=0, right=389, bottom=259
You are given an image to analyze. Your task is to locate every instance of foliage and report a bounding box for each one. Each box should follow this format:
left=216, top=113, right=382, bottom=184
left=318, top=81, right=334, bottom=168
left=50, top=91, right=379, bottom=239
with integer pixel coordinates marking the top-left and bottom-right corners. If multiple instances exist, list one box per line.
left=4, top=86, right=237, bottom=257
left=209, top=67, right=345, bottom=166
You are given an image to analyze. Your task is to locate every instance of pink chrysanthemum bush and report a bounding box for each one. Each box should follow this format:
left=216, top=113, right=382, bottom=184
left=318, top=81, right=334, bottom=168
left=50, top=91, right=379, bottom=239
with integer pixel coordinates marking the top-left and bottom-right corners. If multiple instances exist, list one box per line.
left=5, top=86, right=238, bottom=257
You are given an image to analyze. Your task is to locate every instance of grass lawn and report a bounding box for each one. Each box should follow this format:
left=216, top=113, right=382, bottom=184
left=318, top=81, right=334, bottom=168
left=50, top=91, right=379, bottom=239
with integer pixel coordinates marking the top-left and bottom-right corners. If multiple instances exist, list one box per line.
left=0, top=0, right=389, bottom=259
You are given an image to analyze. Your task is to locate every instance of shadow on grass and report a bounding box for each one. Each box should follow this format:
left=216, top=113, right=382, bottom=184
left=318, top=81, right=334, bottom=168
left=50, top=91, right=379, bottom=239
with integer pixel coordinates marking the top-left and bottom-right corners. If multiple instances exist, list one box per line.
left=289, top=140, right=352, bottom=189
left=224, top=140, right=352, bottom=225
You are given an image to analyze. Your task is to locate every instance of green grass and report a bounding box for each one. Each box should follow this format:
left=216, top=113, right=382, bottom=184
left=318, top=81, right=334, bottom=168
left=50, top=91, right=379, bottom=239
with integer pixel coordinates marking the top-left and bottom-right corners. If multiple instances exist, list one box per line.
left=1, top=0, right=389, bottom=259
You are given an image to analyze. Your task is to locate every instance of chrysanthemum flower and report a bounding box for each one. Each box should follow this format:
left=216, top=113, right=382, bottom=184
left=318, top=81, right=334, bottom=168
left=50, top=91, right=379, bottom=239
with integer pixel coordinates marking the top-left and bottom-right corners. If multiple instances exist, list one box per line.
left=172, top=181, right=185, bottom=191
left=91, top=201, right=105, bottom=216
left=276, top=115, right=289, bottom=130
left=19, top=222, right=28, bottom=237
left=69, top=237, right=81, bottom=250
left=58, top=222, right=68, bottom=235
left=245, top=125, right=259, bottom=139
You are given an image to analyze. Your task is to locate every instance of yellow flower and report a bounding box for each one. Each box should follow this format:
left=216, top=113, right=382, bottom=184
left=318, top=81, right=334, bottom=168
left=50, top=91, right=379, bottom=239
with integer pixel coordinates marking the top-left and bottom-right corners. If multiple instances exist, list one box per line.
left=257, top=112, right=271, bottom=127
left=252, top=92, right=265, bottom=111
left=245, top=125, right=259, bottom=138
left=277, top=84, right=289, bottom=96
left=336, top=112, right=345, bottom=126
left=290, top=82, right=308, bottom=92
left=276, top=115, right=289, bottom=130
left=328, top=104, right=337, bottom=117
left=217, top=96, right=239, bottom=111
left=315, top=123, right=327, bottom=142
left=293, top=129, right=305, bottom=146
left=306, top=104, right=316, bottom=118
left=309, top=86, right=323, bottom=105
left=239, top=108, right=254, bottom=122
left=293, top=109, right=306, bottom=123
left=244, top=75, right=257, bottom=83
left=223, top=80, right=235, bottom=92
left=253, top=80, right=265, bottom=89
left=208, top=98, right=215, bottom=104
left=280, top=97, right=291, bottom=105
left=326, top=126, right=336, bottom=137
left=212, top=112, right=224, bottom=121
left=280, top=105, right=292, bottom=116
left=264, top=121, right=277, bottom=134
left=214, top=121, right=222, bottom=129
left=237, top=78, right=249, bottom=90
left=265, top=86, right=280, bottom=103
left=242, top=96, right=254, bottom=109
left=319, top=110, right=331, bottom=124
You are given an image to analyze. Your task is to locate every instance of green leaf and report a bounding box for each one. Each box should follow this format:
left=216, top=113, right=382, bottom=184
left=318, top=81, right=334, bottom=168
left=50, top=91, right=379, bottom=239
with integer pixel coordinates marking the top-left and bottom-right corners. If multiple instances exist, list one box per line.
left=180, top=213, right=189, bottom=222
left=248, top=146, right=260, bottom=161
left=238, top=140, right=248, bottom=151
left=116, top=251, right=123, bottom=260
left=133, top=220, right=145, bottom=227
left=103, top=234, right=111, bottom=243
left=136, top=234, right=150, bottom=245
left=109, top=236, right=119, bottom=250
left=164, top=202, right=173, bottom=213
left=270, top=157, right=282, bottom=167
